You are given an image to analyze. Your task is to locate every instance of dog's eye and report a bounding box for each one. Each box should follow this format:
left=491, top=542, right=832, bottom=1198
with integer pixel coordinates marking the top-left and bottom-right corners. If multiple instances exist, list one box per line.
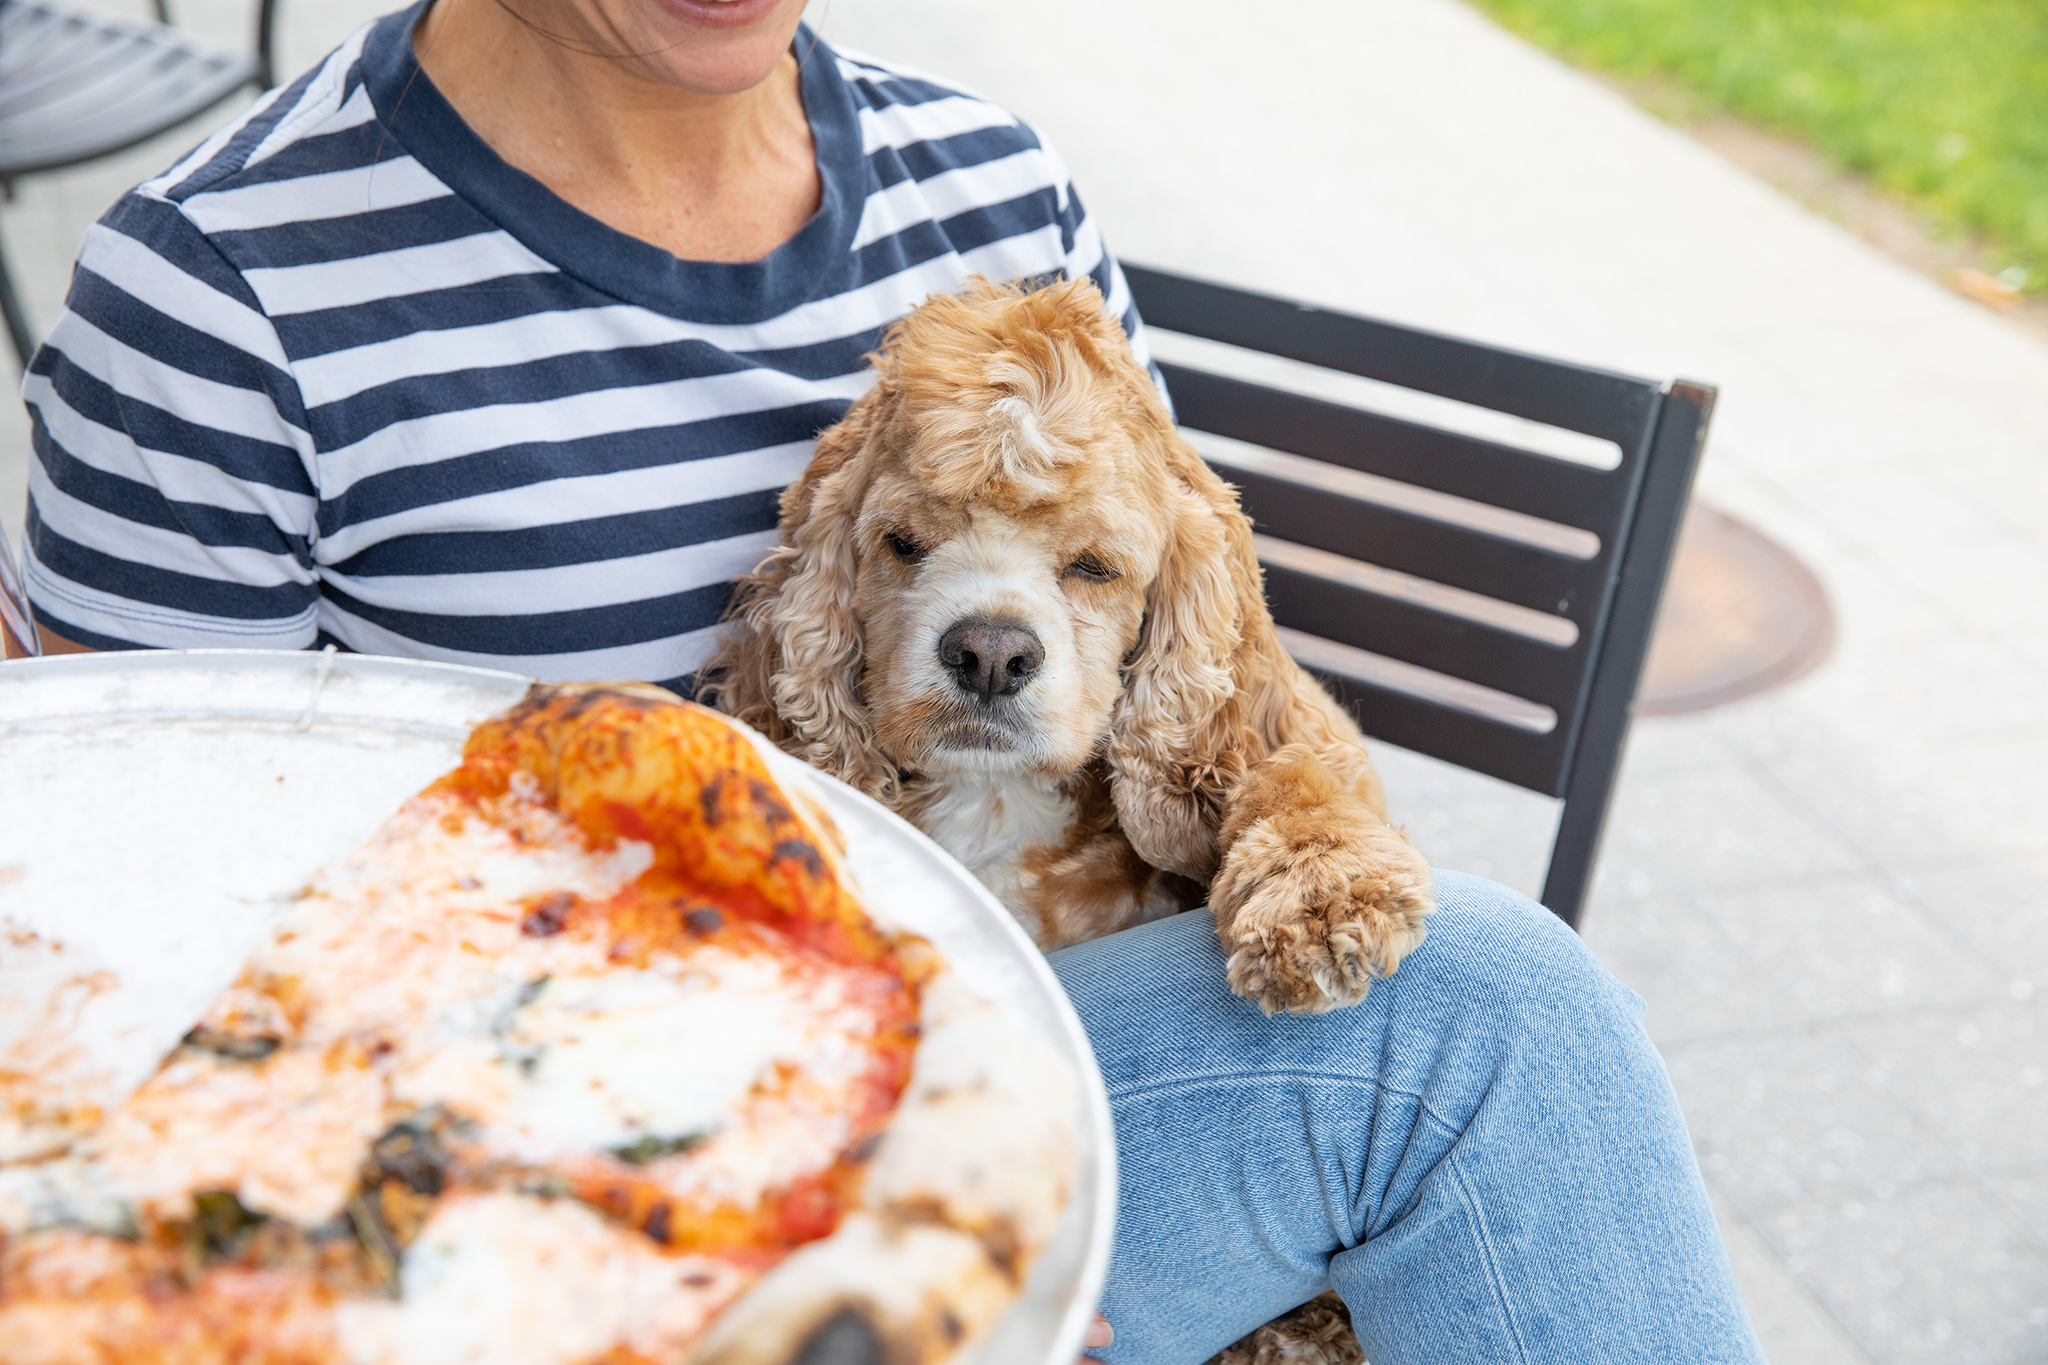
left=1063, top=553, right=1120, bottom=583
left=884, top=532, right=926, bottom=564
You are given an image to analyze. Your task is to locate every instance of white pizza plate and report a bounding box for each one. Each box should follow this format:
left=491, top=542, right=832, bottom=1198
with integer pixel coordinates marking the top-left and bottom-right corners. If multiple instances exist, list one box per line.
left=0, top=649, right=1114, bottom=1365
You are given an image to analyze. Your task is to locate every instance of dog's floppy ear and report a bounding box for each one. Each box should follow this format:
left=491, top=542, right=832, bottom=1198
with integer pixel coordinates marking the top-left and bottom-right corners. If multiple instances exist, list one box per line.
left=704, top=373, right=900, bottom=799
left=1107, top=420, right=1327, bottom=882
left=1105, top=426, right=1258, bottom=880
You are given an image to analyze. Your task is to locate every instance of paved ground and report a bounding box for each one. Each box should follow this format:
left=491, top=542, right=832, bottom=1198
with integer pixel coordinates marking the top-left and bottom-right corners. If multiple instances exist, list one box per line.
left=5, top=2, right=2046, bottom=1361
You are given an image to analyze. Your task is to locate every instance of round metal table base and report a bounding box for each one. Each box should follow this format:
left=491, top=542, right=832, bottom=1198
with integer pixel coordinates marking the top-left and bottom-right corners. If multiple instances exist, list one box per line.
left=1639, top=504, right=1835, bottom=716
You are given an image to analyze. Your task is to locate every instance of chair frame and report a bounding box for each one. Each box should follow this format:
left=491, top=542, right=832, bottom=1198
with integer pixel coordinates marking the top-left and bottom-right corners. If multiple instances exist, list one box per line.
left=151, top=0, right=279, bottom=92
left=0, top=0, right=278, bottom=368
left=1123, top=264, right=1715, bottom=927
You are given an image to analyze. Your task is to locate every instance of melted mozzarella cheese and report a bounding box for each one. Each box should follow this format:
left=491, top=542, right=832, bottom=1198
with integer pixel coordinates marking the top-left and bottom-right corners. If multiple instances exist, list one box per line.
left=416, top=951, right=846, bottom=1171
left=334, top=1192, right=749, bottom=1365
left=0, top=1155, right=130, bottom=1240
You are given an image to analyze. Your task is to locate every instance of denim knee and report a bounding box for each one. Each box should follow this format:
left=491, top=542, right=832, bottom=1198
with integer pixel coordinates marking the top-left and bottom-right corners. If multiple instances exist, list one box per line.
left=1398, top=870, right=1647, bottom=1035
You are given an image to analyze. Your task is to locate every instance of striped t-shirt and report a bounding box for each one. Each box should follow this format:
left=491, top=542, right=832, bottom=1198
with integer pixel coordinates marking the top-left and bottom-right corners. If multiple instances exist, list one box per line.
left=21, top=5, right=1149, bottom=692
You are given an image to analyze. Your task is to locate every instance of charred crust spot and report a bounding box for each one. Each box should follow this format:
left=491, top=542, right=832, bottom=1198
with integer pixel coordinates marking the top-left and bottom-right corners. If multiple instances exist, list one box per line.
left=510, top=682, right=555, bottom=716
left=847, top=1130, right=884, bottom=1163
left=886, top=1198, right=1023, bottom=1289
left=643, top=1202, right=673, bottom=1244
left=792, top=1306, right=887, bottom=1365
left=940, top=1310, right=964, bottom=1344
left=683, top=1270, right=716, bottom=1288
left=771, top=838, right=826, bottom=878
left=748, top=778, right=793, bottom=825
left=557, top=687, right=657, bottom=723
left=979, top=1213, right=1024, bottom=1286
left=682, top=906, right=725, bottom=936
left=512, top=683, right=673, bottom=728
left=520, top=891, right=577, bottom=937
left=700, top=775, right=726, bottom=826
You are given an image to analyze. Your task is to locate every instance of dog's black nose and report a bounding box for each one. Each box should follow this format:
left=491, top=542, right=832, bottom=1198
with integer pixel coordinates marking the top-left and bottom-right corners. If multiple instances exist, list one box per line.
left=938, top=617, right=1044, bottom=702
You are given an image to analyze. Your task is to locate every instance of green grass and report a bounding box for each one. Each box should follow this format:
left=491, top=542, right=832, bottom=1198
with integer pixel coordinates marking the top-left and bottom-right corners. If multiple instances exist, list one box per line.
left=1466, top=0, right=2048, bottom=291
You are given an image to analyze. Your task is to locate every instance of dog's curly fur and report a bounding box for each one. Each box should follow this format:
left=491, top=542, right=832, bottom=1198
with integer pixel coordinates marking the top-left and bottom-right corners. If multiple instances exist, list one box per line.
left=702, top=276, right=1431, bottom=1360
left=1209, top=1294, right=1367, bottom=1365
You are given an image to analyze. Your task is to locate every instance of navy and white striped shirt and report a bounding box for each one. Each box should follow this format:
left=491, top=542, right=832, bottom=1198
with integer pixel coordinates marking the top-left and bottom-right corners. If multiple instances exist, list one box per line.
left=22, top=6, right=1149, bottom=691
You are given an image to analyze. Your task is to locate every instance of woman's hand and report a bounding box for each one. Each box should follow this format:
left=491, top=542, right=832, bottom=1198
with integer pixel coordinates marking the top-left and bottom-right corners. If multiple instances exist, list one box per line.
left=1077, top=1312, right=1113, bottom=1361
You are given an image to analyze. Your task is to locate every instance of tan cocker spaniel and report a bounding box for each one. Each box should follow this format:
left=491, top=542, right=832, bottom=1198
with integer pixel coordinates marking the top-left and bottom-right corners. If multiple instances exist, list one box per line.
left=704, top=276, right=1433, bottom=1018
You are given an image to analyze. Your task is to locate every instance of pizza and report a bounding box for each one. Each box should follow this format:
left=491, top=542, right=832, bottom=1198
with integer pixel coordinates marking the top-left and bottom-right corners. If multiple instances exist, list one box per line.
left=0, top=685, right=1078, bottom=1365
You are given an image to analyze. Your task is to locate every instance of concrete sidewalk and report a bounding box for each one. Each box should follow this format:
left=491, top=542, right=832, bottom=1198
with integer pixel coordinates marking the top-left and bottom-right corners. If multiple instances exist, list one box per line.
left=4, top=2, right=2045, bottom=1361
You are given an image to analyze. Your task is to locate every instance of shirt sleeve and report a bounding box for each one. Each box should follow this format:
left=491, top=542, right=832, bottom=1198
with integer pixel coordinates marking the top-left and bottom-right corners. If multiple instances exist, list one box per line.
left=20, top=188, right=321, bottom=650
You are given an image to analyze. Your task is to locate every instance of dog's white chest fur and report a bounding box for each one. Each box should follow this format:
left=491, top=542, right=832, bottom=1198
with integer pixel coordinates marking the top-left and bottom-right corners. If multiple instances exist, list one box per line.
left=912, top=773, right=1073, bottom=939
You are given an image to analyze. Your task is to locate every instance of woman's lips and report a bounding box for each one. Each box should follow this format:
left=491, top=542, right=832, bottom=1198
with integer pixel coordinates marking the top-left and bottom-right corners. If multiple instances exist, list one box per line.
left=648, top=0, right=788, bottom=30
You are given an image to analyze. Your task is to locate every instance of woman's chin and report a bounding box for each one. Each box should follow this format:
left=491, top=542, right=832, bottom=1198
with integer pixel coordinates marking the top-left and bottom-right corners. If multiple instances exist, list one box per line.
left=625, top=0, right=809, bottom=96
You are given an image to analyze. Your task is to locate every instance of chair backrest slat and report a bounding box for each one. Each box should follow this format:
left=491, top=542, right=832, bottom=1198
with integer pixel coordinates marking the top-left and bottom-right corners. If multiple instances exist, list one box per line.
left=1159, top=362, right=1629, bottom=533
left=1223, top=465, right=1605, bottom=616
left=1130, top=268, right=1663, bottom=445
left=1124, top=264, right=1715, bottom=926
left=1261, top=563, right=1588, bottom=714
left=1304, top=666, right=1566, bottom=794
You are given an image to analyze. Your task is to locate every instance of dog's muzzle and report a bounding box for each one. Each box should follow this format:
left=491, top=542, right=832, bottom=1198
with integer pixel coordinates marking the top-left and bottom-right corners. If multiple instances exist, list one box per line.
left=937, top=616, right=1043, bottom=704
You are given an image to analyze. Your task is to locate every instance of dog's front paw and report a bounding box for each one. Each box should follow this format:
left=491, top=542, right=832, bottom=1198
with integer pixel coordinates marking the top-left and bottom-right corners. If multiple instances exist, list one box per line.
left=1211, top=796, right=1433, bottom=1015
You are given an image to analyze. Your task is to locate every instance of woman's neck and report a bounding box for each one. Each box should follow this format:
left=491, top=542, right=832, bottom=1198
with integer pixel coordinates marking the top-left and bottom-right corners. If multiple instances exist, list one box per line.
left=414, top=0, right=821, bottom=264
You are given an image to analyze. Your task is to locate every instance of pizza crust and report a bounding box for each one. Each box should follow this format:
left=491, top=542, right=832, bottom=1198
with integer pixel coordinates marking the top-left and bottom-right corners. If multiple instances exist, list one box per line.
left=697, top=968, right=1080, bottom=1365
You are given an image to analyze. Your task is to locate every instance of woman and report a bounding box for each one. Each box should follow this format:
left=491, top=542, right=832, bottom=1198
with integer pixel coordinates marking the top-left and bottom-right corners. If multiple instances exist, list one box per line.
left=12, top=0, right=1765, bottom=1359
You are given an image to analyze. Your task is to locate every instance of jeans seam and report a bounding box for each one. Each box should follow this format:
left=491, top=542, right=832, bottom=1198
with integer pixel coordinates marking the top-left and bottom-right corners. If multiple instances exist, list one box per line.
left=1108, top=1068, right=1433, bottom=1107
left=1108, top=1072, right=1473, bottom=1149
left=1448, top=1148, right=1534, bottom=1365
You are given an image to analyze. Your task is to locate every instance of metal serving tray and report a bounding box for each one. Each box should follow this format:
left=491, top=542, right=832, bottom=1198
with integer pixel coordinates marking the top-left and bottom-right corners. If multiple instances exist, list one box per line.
left=0, top=649, right=1113, bottom=1365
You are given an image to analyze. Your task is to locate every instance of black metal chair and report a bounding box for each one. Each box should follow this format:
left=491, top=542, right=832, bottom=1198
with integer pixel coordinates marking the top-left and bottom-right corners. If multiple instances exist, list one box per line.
left=1124, top=264, right=1715, bottom=928
left=0, top=0, right=278, bottom=369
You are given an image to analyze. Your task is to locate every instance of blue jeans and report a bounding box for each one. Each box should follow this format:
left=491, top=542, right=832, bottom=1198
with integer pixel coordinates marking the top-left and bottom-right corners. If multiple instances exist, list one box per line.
left=1049, top=871, right=1765, bottom=1365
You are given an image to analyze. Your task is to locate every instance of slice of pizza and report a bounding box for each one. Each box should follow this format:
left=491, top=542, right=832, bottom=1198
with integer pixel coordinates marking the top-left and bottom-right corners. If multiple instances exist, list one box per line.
left=0, top=685, right=1078, bottom=1365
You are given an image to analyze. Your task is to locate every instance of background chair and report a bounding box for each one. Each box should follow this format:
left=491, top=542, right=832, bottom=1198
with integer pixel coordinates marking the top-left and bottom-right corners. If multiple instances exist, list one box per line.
left=0, top=517, right=31, bottom=657
left=1124, top=264, right=1715, bottom=928
left=0, top=0, right=278, bottom=369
